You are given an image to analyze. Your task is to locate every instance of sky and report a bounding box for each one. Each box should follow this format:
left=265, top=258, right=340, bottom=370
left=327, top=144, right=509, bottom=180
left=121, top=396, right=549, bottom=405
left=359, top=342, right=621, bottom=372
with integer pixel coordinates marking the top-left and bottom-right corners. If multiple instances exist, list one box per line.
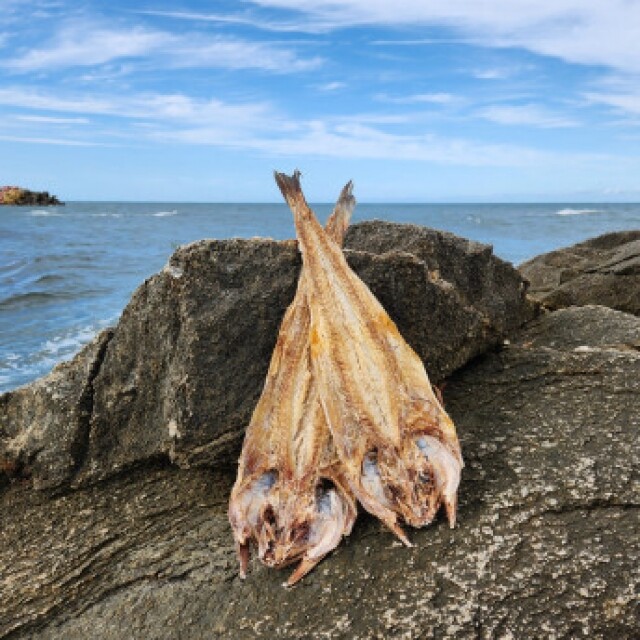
left=1, top=0, right=640, bottom=202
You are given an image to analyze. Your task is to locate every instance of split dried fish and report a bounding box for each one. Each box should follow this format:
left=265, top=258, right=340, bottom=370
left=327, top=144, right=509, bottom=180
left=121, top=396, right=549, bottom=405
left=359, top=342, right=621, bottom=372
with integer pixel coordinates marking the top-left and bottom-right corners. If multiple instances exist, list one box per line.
left=228, top=180, right=357, bottom=586
left=275, top=171, right=463, bottom=545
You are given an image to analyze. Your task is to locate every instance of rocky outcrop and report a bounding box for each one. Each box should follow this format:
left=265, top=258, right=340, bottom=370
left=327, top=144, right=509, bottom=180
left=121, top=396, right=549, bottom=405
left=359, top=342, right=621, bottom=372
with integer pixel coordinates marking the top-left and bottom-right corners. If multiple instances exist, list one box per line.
left=0, top=186, right=63, bottom=206
left=0, top=331, right=112, bottom=490
left=519, top=230, right=640, bottom=315
left=1, top=305, right=638, bottom=639
left=0, top=222, right=535, bottom=491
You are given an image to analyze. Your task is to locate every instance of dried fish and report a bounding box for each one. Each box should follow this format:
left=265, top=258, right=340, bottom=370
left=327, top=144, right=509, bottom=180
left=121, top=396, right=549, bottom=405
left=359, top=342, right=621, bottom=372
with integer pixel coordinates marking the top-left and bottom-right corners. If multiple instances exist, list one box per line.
left=275, top=171, right=463, bottom=545
left=229, top=179, right=357, bottom=586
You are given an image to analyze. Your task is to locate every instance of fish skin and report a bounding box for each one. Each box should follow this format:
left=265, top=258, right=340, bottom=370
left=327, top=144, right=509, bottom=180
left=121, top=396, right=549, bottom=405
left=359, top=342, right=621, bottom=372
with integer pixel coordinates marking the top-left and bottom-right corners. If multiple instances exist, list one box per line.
left=274, top=172, right=463, bottom=543
left=228, top=176, right=357, bottom=586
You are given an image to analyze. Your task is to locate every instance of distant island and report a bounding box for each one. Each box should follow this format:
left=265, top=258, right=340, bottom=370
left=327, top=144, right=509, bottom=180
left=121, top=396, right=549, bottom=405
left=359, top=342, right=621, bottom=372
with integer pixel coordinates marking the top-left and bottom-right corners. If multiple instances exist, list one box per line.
left=0, top=186, right=63, bottom=206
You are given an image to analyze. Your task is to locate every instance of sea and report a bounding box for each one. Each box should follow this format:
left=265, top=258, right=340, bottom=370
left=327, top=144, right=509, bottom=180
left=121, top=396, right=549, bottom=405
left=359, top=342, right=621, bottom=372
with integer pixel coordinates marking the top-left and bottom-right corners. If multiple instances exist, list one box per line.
left=1, top=201, right=639, bottom=392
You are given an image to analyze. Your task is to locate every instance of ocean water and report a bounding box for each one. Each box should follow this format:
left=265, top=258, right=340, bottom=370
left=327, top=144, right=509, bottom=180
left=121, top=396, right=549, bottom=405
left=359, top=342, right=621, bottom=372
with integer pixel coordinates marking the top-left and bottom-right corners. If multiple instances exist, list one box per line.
left=1, top=201, right=639, bottom=392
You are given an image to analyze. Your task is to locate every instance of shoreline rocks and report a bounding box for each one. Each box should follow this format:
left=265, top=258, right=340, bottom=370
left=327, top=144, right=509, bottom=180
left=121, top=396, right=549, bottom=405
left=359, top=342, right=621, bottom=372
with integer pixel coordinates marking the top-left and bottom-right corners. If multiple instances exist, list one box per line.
left=519, top=230, right=640, bottom=315
left=0, top=226, right=638, bottom=639
left=0, top=186, right=63, bottom=206
left=1, top=221, right=535, bottom=491
left=1, top=305, right=637, bottom=639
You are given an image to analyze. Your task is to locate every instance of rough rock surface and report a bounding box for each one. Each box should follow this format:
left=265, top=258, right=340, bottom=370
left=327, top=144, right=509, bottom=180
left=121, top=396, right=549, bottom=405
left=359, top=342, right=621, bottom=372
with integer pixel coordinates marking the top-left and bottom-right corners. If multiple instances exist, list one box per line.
left=519, top=230, right=640, bottom=315
left=0, top=221, right=534, bottom=490
left=0, top=331, right=113, bottom=490
left=1, top=305, right=638, bottom=639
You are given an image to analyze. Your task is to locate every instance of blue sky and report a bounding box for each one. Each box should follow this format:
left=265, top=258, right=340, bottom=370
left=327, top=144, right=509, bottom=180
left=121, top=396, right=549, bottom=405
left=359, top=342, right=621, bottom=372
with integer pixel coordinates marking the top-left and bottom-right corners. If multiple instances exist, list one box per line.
left=1, top=0, right=640, bottom=202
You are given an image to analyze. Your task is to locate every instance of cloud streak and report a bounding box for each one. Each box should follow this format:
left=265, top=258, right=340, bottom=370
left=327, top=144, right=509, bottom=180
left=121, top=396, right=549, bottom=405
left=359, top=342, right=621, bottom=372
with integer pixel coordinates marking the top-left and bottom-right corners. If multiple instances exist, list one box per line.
left=0, top=85, right=589, bottom=167
left=0, top=87, right=274, bottom=128
left=249, top=1, right=640, bottom=74
left=2, top=20, right=322, bottom=73
left=478, top=104, right=579, bottom=128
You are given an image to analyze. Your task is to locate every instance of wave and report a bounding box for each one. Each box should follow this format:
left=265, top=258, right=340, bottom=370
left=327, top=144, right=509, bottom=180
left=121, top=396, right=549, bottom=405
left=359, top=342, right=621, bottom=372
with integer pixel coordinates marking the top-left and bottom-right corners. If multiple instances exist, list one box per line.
left=91, top=212, right=123, bottom=218
left=0, top=290, right=65, bottom=309
left=42, top=325, right=101, bottom=359
left=151, top=210, right=178, bottom=217
left=0, top=287, right=100, bottom=309
left=1, top=318, right=116, bottom=392
left=28, top=209, right=63, bottom=217
left=555, top=208, right=603, bottom=216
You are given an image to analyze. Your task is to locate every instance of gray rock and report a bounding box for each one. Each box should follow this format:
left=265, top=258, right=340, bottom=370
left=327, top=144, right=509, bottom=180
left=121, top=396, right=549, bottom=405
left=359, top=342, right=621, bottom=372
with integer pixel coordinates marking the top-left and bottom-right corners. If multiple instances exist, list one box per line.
left=0, top=330, right=112, bottom=490
left=519, top=230, right=640, bottom=315
left=0, top=222, right=534, bottom=490
left=1, top=305, right=638, bottom=639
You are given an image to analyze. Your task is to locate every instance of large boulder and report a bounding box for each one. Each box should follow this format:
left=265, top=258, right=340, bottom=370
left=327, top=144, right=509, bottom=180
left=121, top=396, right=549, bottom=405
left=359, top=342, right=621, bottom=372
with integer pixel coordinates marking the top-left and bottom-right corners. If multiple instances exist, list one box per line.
left=519, top=230, right=640, bottom=315
left=0, top=222, right=534, bottom=490
left=1, top=305, right=637, bottom=639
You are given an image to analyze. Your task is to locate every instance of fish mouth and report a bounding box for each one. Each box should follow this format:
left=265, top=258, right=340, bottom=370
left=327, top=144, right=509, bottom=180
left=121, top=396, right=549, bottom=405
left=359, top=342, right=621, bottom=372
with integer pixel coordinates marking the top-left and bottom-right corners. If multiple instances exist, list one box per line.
left=358, top=435, right=462, bottom=529
left=229, top=471, right=356, bottom=581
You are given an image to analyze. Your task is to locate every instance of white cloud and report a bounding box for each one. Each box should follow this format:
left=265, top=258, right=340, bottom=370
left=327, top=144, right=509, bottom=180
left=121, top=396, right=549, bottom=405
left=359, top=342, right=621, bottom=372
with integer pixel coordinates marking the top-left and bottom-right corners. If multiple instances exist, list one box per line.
left=154, top=116, right=609, bottom=170
left=2, top=21, right=322, bottom=73
left=168, top=37, right=322, bottom=72
left=135, top=9, right=329, bottom=34
left=249, top=1, right=640, bottom=74
left=472, top=68, right=511, bottom=80
left=0, top=84, right=556, bottom=165
left=584, top=91, right=640, bottom=117
left=0, top=134, right=112, bottom=146
left=316, top=81, right=347, bottom=91
left=4, top=25, right=164, bottom=71
left=0, top=89, right=114, bottom=114
left=584, top=74, right=640, bottom=118
left=13, top=114, right=89, bottom=124
left=0, top=88, right=274, bottom=129
left=478, top=104, right=579, bottom=128
left=378, top=92, right=458, bottom=105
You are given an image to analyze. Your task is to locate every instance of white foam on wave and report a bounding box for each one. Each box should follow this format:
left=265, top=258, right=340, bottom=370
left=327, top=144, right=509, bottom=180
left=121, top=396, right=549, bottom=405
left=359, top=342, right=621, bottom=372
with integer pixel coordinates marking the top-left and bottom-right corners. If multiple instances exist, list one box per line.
left=42, top=325, right=103, bottom=358
left=151, top=209, right=178, bottom=217
left=91, top=212, right=123, bottom=218
left=1, top=325, right=99, bottom=391
left=29, top=209, right=63, bottom=217
left=555, top=208, right=603, bottom=216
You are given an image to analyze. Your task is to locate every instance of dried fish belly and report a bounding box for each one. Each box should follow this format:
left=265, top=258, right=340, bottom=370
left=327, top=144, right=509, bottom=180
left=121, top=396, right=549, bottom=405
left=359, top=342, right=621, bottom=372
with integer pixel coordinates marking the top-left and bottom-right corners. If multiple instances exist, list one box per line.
left=275, top=172, right=463, bottom=543
left=228, top=182, right=357, bottom=586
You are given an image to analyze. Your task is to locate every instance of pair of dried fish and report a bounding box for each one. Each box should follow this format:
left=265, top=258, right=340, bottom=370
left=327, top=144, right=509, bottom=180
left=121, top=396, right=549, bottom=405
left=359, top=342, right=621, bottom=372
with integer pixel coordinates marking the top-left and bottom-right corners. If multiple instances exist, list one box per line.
left=229, top=172, right=463, bottom=586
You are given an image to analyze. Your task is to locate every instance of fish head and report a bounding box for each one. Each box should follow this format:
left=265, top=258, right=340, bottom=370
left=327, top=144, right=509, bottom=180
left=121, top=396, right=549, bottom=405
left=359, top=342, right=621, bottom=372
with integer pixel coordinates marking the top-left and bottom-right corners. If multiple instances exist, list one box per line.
left=359, top=434, right=462, bottom=529
left=228, top=470, right=356, bottom=576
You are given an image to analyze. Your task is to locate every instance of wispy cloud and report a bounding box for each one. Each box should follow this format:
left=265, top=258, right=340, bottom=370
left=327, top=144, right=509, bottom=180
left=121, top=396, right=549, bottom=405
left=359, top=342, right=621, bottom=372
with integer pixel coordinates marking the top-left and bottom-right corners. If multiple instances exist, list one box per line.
left=0, top=134, right=113, bottom=146
left=2, top=20, right=323, bottom=73
left=584, top=91, right=640, bottom=117
left=477, top=104, right=580, bottom=128
left=584, top=74, right=640, bottom=118
left=378, top=92, right=459, bottom=105
left=13, top=114, right=89, bottom=124
left=315, top=81, right=346, bottom=91
left=134, top=9, right=333, bottom=34
left=4, top=24, right=164, bottom=71
left=0, top=83, right=588, bottom=167
left=0, top=88, right=114, bottom=114
left=472, top=68, right=512, bottom=80
left=0, top=87, right=274, bottom=127
left=152, top=119, right=540, bottom=165
left=250, top=1, right=640, bottom=74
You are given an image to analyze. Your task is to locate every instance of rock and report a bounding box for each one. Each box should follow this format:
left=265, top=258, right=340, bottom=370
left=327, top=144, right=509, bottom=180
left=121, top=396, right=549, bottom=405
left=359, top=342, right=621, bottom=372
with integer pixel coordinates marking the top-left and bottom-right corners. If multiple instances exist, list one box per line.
left=0, top=222, right=534, bottom=490
left=519, top=230, right=640, bottom=315
left=1, top=305, right=637, bottom=639
left=0, top=186, right=63, bottom=206
left=0, top=331, right=113, bottom=490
